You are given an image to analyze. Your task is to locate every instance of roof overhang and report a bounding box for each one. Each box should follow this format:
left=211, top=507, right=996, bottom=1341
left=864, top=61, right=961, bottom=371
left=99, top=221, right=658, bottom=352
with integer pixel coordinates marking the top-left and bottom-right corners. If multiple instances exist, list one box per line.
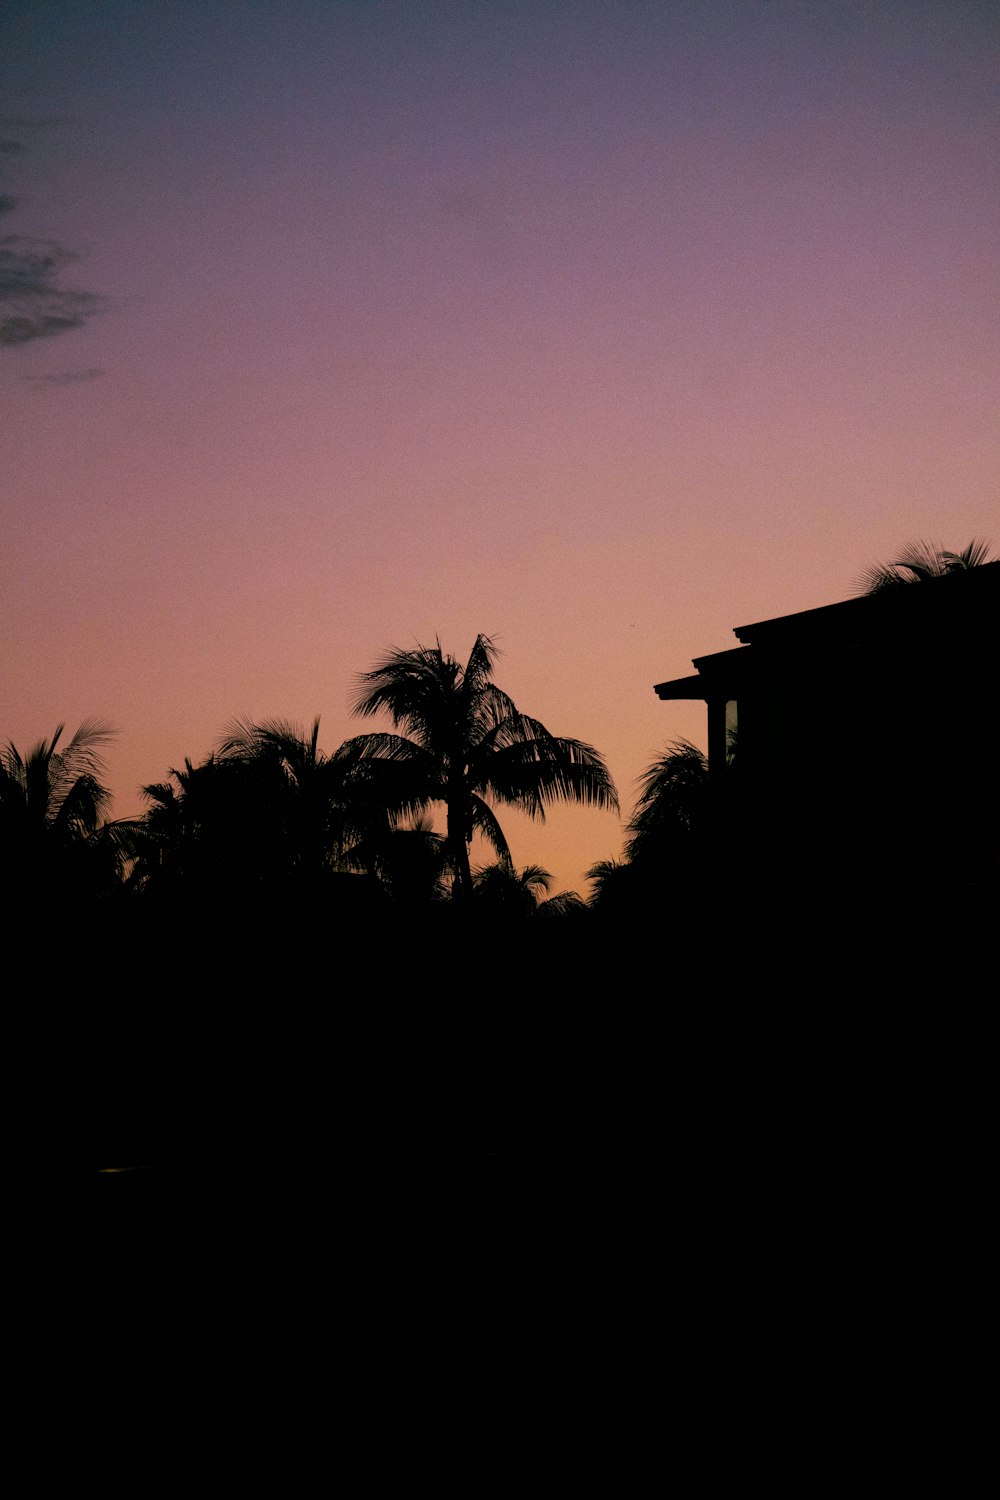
left=654, top=673, right=706, bottom=700
left=655, top=646, right=753, bottom=701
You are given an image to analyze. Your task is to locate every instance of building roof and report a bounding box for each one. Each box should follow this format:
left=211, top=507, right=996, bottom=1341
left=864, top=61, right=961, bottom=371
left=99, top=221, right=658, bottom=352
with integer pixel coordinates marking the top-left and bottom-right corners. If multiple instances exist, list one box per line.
left=654, top=561, right=999, bottom=701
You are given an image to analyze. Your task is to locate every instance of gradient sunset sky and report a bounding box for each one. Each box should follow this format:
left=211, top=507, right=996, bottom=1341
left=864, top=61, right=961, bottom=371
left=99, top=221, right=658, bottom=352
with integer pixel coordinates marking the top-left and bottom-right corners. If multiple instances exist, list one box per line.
left=3, top=0, right=997, bottom=894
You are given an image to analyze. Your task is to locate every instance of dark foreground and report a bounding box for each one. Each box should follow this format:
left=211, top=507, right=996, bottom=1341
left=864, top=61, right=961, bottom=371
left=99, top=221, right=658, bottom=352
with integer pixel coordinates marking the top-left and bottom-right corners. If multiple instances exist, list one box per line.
left=40, top=872, right=995, bottom=1182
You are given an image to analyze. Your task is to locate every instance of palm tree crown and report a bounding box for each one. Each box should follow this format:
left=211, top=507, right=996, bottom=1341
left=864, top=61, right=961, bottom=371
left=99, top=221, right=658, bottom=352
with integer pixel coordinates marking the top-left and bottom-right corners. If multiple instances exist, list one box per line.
left=217, top=716, right=359, bottom=876
left=0, top=719, right=114, bottom=840
left=472, top=860, right=553, bottom=917
left=857, top=538, right=993, bottom=594
left=135, top=718, right=374, bottom=897
left=341, top=634, right=618, bottom=897
left=0, top=719, right=127, bottom=899
left=624, top=739, right=709, bottom=863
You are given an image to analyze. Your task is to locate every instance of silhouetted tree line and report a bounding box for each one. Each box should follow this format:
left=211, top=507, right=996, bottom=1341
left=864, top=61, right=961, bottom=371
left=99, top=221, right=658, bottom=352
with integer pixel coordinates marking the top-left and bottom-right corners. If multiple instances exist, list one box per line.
left=14, top=546, right=997, bottom=1171
left=1, top=637, right=622, bottom=939
left=4, top=545, right=995, bottom=958
left=0, top=687, right=736, bottom=950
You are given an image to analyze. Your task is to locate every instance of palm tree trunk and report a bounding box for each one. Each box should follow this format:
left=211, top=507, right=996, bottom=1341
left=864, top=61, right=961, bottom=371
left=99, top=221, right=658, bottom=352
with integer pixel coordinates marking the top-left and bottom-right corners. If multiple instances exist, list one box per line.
left=447, top=790, right=473, bottom=900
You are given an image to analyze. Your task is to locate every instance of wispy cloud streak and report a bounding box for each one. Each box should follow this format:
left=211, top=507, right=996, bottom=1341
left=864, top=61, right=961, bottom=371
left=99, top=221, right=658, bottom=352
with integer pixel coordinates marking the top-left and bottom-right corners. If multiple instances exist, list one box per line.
left=0, top=235, right=105, bottom=346
left=22, top=366, right=105, bottom=387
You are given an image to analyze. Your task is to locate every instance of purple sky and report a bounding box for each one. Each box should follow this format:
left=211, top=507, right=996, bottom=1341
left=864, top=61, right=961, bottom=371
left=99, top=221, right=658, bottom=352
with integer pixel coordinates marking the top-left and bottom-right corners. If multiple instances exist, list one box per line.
left=2, top=1, right=997, bottom=893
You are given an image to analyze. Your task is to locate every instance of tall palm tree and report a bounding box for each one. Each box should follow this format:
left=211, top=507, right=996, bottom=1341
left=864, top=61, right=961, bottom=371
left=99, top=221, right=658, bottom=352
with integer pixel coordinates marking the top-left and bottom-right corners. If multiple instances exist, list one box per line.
left=341, top=634, right=618, bottom=899
left=857, top=538, right=992, bottom=594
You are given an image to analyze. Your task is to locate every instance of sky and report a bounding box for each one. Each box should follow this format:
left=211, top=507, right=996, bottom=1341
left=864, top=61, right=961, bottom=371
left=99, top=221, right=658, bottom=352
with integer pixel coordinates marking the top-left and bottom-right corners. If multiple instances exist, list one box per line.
left=2, top=0, right=997, bottom=896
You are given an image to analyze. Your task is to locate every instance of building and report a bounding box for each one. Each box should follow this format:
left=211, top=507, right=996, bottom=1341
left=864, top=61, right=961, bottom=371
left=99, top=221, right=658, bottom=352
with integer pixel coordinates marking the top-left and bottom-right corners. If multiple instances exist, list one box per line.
left=654, top=562, right=999, bottom=894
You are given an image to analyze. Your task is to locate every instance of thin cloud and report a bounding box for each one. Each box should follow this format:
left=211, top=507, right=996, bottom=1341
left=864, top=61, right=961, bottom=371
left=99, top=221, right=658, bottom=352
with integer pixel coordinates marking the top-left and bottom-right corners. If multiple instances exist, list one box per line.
left=23, top=366, right=104, bottom=387
left=0, top=234, right=105, bottom=346
left=0, top=117, right=69, bottom=129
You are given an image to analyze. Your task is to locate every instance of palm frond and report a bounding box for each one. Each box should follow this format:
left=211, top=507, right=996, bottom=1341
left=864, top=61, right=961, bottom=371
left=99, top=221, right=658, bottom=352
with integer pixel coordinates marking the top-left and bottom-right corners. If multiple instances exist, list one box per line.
left=141, top=780, right=179, bottom=808
left=537, top=890, right=587, bottom=918
left=942, top=537, right=992, bottom=571
left=336, top=732, right=437, bottom=770
left=352, top=641, right=461, bottom=743
left=53, top=771, right=111, bottom=837
left=217, top=716, right=321, bottom=768
left=101, top=817, right=149, bottom=856
left=624, top=739, right=708, bottom=860
left=892, top=539, right=948, bottom=580
left=460, top=635, right=504, bottom=743
left=2, top=720, right=115, bottom=832
left=466, top=683, right=523, bottom=752
left=468, top=796, right=513, bottom=864
left=345, top=814, right=449, bottom=897
left=855, top=560, right=908, bottom=594
left=471, top=860, right=512, bottom=884
left=856, top=538, right=993, bottom=595
left=217, top=716, right=276, bottom=758
left=470, top=709, right=554, bottom=760
left=44, top=719, right=114, bottom=812
left=632, top=740, right=708, bottom=815
left=584, top=858, right=631, bottom=906
left=336, top=733, right=440, bottom=821
left=58, top=718, right=116, bottom=773
left=461, top=633, right=500, bottom=700
left=479, top=736, right=619, bottom=818
left=471, top=858, right=552, bottom=912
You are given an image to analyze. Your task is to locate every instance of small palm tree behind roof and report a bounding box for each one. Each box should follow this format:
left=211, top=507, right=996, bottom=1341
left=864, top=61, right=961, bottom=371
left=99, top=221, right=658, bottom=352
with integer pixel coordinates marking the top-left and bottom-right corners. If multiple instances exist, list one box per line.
left=856, top=538, right=993, bottom=595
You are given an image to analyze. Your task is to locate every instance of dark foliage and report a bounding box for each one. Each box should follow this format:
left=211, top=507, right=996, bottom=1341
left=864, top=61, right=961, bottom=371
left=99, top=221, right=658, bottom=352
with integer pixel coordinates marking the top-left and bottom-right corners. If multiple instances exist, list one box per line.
left=856, top=538, right=992, bottom=594
left=343, top=634, right=618, bottom=898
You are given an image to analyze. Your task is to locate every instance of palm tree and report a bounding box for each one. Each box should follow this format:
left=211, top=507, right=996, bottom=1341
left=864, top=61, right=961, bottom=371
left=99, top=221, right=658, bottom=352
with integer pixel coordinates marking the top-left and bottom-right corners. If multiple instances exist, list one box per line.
left=535, top=889, right=588, bottom=921
left=584, top=856, right=640, bottom=915
left=585, top=741, right=717, bottom=917
left=134, top=720, right=377, bottom=900
left=623, top=739, right=709, bottom=864
left=341, top=634, right=619, bottom=899
left=132, top=755, right=226, bottom=897
left=857, top=538, right=992, bottom=594
left=217, top=716, right=362, bottom=881
left=345, top=813, right=451, bottom=907
left=0, top=719, right=127, bottom=898
left=472, top=860, right=553, bottom=918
